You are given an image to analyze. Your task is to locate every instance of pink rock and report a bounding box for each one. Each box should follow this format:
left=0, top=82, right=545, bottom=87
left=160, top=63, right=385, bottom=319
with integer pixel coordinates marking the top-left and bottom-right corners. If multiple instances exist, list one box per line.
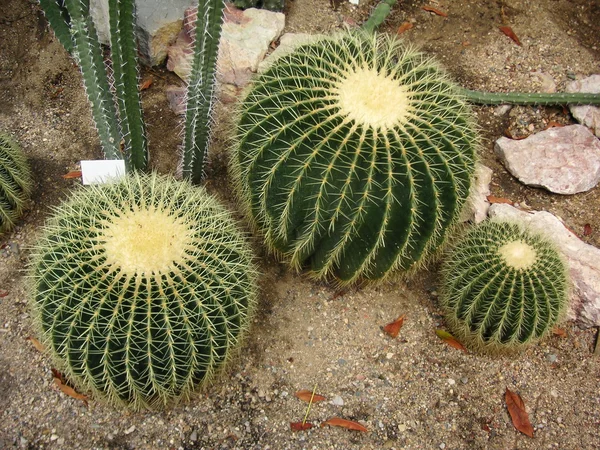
left=166, top=85, right=187, bottom=115
left=566, top=74, right=600, bottom=137
left=494, top=124, right=600, bottom=194
left=489, top=203, right=600, bottom=327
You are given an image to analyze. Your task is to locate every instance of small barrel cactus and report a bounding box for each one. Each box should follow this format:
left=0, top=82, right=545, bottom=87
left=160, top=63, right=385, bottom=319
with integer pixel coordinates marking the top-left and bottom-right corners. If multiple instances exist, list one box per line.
left=30, top=173, right=258, bottom=410
left=440, top=220, right=569, bottom=353
left=0, top=132, right=32, bottom=234
left=232, top=31, right=479, bottom=284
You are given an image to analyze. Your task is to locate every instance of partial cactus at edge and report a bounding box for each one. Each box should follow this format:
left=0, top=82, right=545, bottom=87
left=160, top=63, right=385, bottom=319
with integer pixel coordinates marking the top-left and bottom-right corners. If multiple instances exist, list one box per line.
left=232, top=30, right=479, bottom=284
left=30, top=172, right=258, bottom=410
left=440, top=220, right=569, bottom=353
left=0, top=133, right=32, bottom=234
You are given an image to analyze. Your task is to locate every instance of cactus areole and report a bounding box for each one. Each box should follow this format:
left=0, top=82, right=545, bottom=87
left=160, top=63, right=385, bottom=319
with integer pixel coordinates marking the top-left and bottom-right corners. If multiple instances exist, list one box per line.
left=30, top=173, right=257, bottom=410
left=233, top=31, right=479, bottom=284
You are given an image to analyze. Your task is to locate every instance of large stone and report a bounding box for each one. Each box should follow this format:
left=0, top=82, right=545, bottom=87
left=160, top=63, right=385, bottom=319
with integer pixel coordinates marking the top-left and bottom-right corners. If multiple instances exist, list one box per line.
left=566, top=74, right=600, bottom=137
left=90, top=0, right=195, bottom=66
left=258, top=33, right=323, bottom=73
left=494, top=124, right=600, bottom=194
left=489, top=203, right=600, bottom=327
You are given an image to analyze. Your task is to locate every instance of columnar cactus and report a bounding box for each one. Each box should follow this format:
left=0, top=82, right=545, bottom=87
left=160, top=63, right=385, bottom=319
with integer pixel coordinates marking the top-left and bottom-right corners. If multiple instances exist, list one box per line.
left=0, top=133, right=32, bottom=234
left=440, top=220, right=569, bottom=353
left=30, top=173, right=258, bottom=409
left=232, top=30, right=479, bottom=284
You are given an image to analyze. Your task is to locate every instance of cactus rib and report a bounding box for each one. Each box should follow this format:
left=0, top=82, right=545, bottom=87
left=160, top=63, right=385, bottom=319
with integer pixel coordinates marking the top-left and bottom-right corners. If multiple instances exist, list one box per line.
left=0, top=133, right=32, bottom=234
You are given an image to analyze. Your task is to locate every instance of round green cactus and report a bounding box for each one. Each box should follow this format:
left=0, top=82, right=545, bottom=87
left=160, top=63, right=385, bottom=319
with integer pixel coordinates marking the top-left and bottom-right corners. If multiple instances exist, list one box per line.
left=30, top=173, right=258, bottom=410
left=0, top=132, right=32, bottom=234
left=232, top=30, right=479, bottom=284
left=440, top=220, right=569, bottom=353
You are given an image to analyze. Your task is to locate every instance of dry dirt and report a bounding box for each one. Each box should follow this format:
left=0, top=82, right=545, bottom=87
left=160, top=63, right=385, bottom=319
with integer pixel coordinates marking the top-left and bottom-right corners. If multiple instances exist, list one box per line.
left=1, top=0, right=600, bottom=449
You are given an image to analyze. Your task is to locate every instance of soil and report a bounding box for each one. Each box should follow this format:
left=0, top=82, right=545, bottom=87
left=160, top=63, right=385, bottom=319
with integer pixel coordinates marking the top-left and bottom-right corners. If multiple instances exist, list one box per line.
left=1, top=0, right=600, bottom=449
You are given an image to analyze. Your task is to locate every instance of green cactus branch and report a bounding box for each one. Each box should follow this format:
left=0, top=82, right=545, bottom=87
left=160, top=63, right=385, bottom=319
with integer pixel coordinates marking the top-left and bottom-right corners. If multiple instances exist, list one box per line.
left=362, top=0, right=600, bottom=106
left=182, top=0, right=226, bottom=184
left=39, top=0, right=73, bottom=53
left=108, top=0, right=148, bottom=171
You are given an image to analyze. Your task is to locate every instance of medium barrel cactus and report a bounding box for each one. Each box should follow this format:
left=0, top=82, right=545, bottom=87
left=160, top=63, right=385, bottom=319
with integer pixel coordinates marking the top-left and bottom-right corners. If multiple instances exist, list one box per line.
left=0, top=132, right=32, bottom=234
left=232, top=30, right=479, bottom=284
left=440, top=220, right=569, bottom=353
left=30, top=173, right=258, bottom=409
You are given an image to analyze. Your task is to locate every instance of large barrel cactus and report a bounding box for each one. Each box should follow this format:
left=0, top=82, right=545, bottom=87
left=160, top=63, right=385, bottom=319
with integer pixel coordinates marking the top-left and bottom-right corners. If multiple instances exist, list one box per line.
left=30, top=173, right=258, bottom=409
left=0, top=132, right=32, bottom=234
left=232, top=30, right=479, bottom=284
left=440, top=220, right=569, bottom=353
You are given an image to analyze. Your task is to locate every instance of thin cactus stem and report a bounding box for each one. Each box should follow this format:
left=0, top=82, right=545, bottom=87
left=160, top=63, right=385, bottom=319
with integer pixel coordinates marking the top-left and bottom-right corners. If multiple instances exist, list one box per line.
left=39, top=0, right=74, bottom=54
left=63, top=0, right=121, bottom=160
left=460, top=88, right=600, bottom=106
left=362, top=0, right=398, bottom=34
left=181, top=0, right=226, bottom=184
left=108, top=0, right=148, bottom=171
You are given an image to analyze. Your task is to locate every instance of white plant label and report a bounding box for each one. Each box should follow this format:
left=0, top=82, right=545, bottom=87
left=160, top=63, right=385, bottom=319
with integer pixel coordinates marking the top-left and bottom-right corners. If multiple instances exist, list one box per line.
left=80, top=160, right=126, bottom=185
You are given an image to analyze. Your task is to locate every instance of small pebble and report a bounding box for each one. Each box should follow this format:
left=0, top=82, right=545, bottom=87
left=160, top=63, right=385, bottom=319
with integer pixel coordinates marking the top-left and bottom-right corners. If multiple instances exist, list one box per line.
left=190, top=430, right=198, bottom=442
left=331, top=395, right=344, bottom=406
left=460, top=377, right=468, bottom=384
left=440, top=443, right=446, bottom=449
left=447, top=378, right=455, bottom=386
left=546, top=354, right=557, bottom=363
left=124, top=425, right=136, bottom=435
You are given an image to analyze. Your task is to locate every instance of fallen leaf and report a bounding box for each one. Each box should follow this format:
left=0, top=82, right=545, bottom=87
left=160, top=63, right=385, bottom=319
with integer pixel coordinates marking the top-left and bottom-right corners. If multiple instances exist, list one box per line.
left=53, top=376, right=88, bottom=406
left=486, top=195, right=514, bottom=205
left=435, top=330, right=467, bottom=352
left=321, top=417, right=369, bottom=432
left=0, top=289, right=8, bottom=298
left=62, top=170, right=82, bottom=179
left=499, top=26, right=522, bottom=46
left=397, top=22, right=414, bottom=35
left=382, top=314, right=406, bottom=338
left=422, top=6, right=448, bottom=17
left=545, top=121, right=565, bottom=129
left=584, top=223, right=592, bottom=236
left=27, top=337, right=45, bottom=352
left=505, top=388, right=534, bottom=437
left=139, top=78, right=153, bottom=91
left=290, top=421, right=313, bottom=431
left=552, top=327, right=567, bottom=338
left=295, top=389, right=327, bottom=403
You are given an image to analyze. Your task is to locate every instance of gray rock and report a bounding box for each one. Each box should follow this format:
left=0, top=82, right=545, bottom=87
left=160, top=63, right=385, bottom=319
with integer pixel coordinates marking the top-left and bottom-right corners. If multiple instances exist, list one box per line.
left=489, top=203, right=600, bottom=327
left=566, top=74, right=600, bottom=137
left=461, top=163, right=493, bottom=223
left=90, top=0, right=194, bottom=65
left=494, top=125, right=600, bottom=194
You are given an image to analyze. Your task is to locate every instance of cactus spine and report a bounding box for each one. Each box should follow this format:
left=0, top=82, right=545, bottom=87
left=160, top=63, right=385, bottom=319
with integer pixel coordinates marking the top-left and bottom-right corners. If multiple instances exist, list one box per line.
left=440, top=220, right=569, bottom=353
left=30, top=173, right=258, bottom=410
left=233, top=31, right=479, bottom=284
left=0, top=133, right=32, bottom=234
left=181, top=0, right=226, bottom=183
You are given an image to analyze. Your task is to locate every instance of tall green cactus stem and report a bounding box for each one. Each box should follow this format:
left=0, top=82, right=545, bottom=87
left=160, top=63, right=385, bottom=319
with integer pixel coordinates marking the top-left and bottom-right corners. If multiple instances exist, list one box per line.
left=63, top=0, right=122, bottom=161
left=182, top=0, right=226, bottom=184
left=30, top=173, right=258, bottom=410
left=440, top=220, right=569, bottom=353
left=460, top=88, right=600, bottom=106
left=362, top=0, right=398, bottom=34
left=39, top=0, right=74, bottom=54
left=233, top=31, right=479, bottom=284
left=108, top=0, right=148, bottom=171
left=0, top=133, right=32, bottom=234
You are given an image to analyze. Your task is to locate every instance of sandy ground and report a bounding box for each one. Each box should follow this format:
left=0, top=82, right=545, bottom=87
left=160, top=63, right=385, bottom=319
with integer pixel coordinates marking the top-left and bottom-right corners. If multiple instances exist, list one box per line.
left=1, top=0, right=599, bottom=449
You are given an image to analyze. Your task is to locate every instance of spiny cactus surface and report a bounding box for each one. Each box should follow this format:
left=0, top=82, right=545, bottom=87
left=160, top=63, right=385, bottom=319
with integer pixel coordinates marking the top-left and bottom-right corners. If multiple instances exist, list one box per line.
left=30, top=173, right=258, bottom=410
left=440, top=220, right=569, bottom=353
left=0, top=133, right=32, bottom=234
left=233, top=31, right=479, bottom=284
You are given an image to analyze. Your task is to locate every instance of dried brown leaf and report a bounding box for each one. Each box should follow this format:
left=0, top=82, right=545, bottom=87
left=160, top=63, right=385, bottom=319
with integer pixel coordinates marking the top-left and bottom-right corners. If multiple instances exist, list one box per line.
left=584, top=223, right=593, bottom=236
left=53, top=377, right=88, bottom=406
left=62, top=170, right=82, bottom=179
left=27, top=337, right=45, bottom=353
left=0, top=289, right=8, bottom=298
left=505, top=388, right=534, bottom=437
left=552, top=327, right=567, bottom=338
left=290, top=421, right=313, bottom=431
left=422, top=6, right=448, bottom=17
left=397, top=22, right=414, bottom=35
left=435, top=330, right=467, bottom=352
left=486, top=195, right=514, bottom=205
left=499, top=26, right=522, bottom=46
left=321, top=417, right=369, bottom=432
left=139, top=78, right=153, bottom=91
left=545, top=121, right=565, bottom=130
left=382, top=314, right=406, bottom=338
left=295, top=390, right=327, bottom=403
